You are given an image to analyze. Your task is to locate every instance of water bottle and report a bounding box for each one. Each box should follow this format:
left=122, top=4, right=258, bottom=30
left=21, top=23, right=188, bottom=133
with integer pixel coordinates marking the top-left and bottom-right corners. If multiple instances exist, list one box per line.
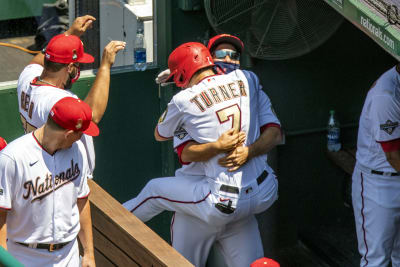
left=327, top=110, right=341, bottom=152
left=134, top=28, right=147, bottom=71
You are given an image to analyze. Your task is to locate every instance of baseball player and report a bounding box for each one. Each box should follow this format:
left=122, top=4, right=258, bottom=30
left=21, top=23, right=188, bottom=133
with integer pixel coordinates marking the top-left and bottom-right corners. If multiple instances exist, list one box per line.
left=17, top=15, right=125, bottom=176
left=124, top=42, right=280, bottom=267
left=0, top=97, right=99, bottom=267
left=353, top=64, right=400, bottom=267
left=163, top=35, right=281, bottom=266
left=0, top=137, right=6, bottom=151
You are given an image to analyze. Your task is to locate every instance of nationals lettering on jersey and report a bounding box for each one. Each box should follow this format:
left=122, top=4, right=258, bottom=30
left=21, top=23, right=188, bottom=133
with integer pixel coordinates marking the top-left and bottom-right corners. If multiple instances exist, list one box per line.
left=0, top=133, right=90, bottom=243
left=158, top=70, right=276, bottom=187
left=189, top=80, right=247, bottom=112
left=23, top=159, right=81, bottom=202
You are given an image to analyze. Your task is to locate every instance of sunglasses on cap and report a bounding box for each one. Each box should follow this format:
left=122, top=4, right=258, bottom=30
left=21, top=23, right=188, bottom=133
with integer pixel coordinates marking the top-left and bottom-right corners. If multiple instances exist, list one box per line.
left=214, top=50, right=240, bottom=60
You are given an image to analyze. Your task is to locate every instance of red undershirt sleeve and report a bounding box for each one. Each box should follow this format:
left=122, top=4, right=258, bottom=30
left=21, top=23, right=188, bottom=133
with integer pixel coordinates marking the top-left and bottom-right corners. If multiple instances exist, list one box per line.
left=378, top=138, right=400, bottom=152
left=176, top=140, right=192, bottom=165
left=260, top=123, right=281, bottom=134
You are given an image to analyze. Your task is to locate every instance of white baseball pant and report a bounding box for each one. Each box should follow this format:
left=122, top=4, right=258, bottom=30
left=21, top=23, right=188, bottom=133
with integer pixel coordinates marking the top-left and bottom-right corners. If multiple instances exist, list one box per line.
left=352, top=164, right=400, bottom=267
left=171, top=212, right=263, bottom=267
left=7, top=238, right=79, bottom=267
left=123, top=172, right=278, bottom=228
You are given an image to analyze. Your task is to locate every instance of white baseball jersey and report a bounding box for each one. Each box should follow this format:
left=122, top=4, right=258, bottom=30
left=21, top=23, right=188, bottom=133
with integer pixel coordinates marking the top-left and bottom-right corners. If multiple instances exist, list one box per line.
left=158, top=70, right=277, bottom=187
left=356, top=66, right=400, bottom=171
left=0, top=132, right=90, bottom=243
left=17, top=64, right=96, bottom=174
left=172, top=88, right=280, bottom=175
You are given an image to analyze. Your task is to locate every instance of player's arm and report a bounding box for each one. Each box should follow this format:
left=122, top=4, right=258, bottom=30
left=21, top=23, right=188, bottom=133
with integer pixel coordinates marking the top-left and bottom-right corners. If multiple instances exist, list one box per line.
left=77, top=197, right=95, bottom=267
left=384, top=149, right=400, bottom=171
left=155, top=100, right=183, bottom=141
left=373, top=95, right=400, bottom=172
left=84, top=40, right=125, bottom=124
left=0, top=210, right=7, bottom=249
left=0, top=154, right=14, bottom=250
left=219, top=88, right=282, bottom=171
left=155, top=126, right=172, bottom=141
left=218, top=125, right=281, bottom=171
left=28, top=15, right=96, bottom=66
left=379, top=138, right=400, bottom=171
left=180, top=129, right=246, bottom=163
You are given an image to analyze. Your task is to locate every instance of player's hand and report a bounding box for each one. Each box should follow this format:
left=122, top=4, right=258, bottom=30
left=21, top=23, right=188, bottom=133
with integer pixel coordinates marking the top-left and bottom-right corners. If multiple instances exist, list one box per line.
left=218, top=146, right=249, bottom=171
left=81, top=253, right=96, bottom=267
left=65, top=15, right=96, bottom=37
left=100, top=41, right=126, bottom=68
left=155, top=69, right=174, bottom=86
left=216, top=128, right=246, bottom=152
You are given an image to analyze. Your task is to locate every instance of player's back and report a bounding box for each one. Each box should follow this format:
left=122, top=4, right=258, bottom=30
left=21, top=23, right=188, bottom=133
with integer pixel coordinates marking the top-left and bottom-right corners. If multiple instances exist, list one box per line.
left=171, top=70, right=268, bottom=187
left=17, top=64, right=76, bottom=133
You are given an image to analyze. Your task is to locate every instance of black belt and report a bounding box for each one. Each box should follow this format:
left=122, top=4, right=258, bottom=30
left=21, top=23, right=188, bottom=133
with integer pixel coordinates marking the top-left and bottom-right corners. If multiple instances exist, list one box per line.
left=219, top=170, right=269, bottom=194
left=371, top=170, right=400, bottom=176
left=16, top=240, right=71, bottom=252
left=215, top=203, right=236, bottom=214
left=216, top=171, right=269, bottom=214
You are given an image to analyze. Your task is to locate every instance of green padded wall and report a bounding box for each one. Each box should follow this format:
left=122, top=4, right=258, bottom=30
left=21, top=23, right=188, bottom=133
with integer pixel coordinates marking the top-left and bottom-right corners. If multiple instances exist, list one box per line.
left=0, top=0, right=57, bottom=21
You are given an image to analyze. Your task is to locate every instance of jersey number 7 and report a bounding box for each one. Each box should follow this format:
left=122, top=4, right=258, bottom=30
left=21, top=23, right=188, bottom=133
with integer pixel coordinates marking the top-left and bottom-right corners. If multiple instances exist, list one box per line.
left=216, top=104, right=242, bottom=132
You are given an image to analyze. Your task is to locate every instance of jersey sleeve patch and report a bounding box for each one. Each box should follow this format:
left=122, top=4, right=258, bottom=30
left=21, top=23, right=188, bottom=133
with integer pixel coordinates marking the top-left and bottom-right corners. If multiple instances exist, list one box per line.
left=158, top=107, right=168, bottom=123
left=380, top=120, right=399, bottom=135
left=174, top=127, right=188, bottom=140
left=157, top=100, right=183, bottom=138
left=371, top=95, right=400, bottom=141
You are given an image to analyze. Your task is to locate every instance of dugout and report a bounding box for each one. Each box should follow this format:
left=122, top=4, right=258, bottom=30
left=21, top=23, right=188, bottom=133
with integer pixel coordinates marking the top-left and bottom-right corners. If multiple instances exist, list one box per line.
left=0, top=0, right=398, bottom=266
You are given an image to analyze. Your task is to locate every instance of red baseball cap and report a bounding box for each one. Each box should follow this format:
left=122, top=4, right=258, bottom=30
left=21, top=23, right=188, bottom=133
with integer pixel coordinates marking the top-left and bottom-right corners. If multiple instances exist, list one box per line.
left=0, top=137, right=7, bottom=151
left=50, top=97, right=99, bottom=136
left=45, top=34, right=94, bottom=64
left=251, top=257, right=280, bottom=267
left=207, top=34, right=244, bottom=53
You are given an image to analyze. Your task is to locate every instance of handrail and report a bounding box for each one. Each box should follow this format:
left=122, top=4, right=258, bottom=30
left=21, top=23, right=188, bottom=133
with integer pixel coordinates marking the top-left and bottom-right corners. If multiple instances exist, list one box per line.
left=88, top=179, right=194, bottom=267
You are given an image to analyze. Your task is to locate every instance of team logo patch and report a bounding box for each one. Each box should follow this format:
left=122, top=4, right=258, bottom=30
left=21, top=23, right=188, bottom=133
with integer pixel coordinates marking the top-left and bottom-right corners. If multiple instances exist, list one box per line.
left=158, top=107, right=168, bottom=123
left=174, top=127, right=188, bottom=140
left=76, top=119, right=83, bottom=130
left=380, top=120, right=399, bottom=135
left=72, top=49, right=78, bottom=60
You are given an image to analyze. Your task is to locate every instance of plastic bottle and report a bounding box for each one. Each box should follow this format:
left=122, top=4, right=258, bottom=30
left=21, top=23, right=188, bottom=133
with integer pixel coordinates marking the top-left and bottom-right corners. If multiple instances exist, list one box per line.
left=327, top=110, right=341, bottom=152
left=134, top=28, right=147, bottom=71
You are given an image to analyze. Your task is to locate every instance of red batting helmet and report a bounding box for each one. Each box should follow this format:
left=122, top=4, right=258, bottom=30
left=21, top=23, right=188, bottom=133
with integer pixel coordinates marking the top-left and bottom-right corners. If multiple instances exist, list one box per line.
left=251, top=257, right=280, bottom=267
left=207, top=34, right=244, bottom=53
left=166, top=42, right=214, bottom=88
left=0, top=137, right=7, bottom=151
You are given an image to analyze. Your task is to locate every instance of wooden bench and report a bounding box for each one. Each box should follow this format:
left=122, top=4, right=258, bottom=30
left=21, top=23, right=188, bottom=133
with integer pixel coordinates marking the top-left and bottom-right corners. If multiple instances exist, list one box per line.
left=326, top=147, right=356, bottom=175
left=87, top=180, right=194, bottom=267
